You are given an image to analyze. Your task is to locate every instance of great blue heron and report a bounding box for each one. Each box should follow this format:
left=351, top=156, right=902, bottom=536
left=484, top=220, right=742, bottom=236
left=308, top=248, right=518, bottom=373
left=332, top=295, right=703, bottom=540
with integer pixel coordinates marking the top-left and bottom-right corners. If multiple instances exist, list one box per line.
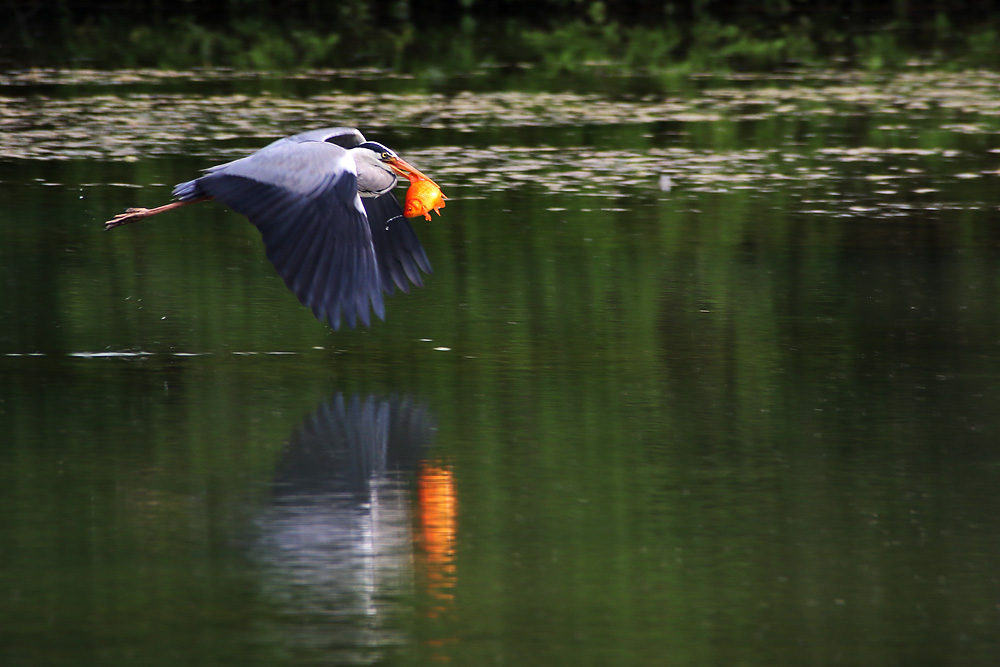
left=104, top=127, right=437, bottom=330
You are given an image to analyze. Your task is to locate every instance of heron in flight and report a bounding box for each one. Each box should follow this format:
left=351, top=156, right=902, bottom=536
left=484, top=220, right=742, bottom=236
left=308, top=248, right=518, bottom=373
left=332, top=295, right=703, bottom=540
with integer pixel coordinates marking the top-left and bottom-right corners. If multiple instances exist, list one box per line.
left=104, top=127, right=437, bottom=330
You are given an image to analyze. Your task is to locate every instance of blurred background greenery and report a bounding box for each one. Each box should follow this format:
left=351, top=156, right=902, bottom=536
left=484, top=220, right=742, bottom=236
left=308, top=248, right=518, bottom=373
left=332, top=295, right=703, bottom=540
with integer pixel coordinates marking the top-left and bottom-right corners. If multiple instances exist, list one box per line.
left=4, top=0, right=1000, bottom=71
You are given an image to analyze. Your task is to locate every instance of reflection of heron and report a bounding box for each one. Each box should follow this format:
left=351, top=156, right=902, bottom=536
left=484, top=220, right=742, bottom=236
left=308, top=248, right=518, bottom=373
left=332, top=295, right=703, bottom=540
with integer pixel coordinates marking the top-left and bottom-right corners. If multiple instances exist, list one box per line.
left=252, top=394, right=445, bottom=664
left=270, top=393, right=433, bottom=499
left=104, top=128, right=436, bottom=329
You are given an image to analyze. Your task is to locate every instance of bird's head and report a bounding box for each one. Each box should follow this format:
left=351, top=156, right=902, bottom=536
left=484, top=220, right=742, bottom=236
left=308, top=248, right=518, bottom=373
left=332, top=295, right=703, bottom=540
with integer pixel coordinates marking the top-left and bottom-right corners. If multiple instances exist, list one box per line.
left=355, top=141, right=432, bottom=182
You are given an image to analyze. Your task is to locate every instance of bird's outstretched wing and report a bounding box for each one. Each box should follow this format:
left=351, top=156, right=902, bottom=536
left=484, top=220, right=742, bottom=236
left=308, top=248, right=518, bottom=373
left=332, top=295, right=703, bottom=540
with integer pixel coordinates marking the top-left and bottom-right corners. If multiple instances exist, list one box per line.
left=362, top=193, right=433, bottom=296
left=174, top=138, right=383, bottom=330
left=282, top=128, right=432, bottom=295
left=262, top=127, right=366, bottom=150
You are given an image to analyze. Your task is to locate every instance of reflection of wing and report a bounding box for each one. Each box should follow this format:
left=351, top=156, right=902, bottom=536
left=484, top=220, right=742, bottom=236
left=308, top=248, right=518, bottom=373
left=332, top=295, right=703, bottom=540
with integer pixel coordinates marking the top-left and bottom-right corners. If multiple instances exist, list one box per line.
left=271, top=394, right=435, bottom=500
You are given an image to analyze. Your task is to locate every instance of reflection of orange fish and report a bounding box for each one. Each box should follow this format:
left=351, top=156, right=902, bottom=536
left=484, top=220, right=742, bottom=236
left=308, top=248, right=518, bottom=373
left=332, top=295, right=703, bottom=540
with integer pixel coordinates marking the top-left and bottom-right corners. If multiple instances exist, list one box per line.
left=418, top=462, right=457, bottom=620
left=404, top=178, right=447, bottom=221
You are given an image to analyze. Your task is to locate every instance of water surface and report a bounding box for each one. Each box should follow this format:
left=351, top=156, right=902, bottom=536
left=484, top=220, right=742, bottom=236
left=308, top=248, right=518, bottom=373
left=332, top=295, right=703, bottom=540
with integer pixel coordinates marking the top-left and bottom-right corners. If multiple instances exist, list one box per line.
left=2, top=68, right=1000, bottom=666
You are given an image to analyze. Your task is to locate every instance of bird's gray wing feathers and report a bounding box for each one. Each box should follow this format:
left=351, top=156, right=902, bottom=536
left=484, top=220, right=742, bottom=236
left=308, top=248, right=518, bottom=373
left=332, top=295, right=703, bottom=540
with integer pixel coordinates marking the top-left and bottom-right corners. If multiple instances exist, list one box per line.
left=362, top=193, right=433, bottom=295
left=265, top=127, right=366, bottom=150
left=174, top=128, right=367, bottom=195
left=176, top=140, right=384, bottom=330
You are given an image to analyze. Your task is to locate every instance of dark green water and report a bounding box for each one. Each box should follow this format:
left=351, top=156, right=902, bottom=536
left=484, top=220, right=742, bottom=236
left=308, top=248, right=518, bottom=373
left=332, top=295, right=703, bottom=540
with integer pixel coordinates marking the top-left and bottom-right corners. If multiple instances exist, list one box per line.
left=2, top=69, right=1000, bottom=665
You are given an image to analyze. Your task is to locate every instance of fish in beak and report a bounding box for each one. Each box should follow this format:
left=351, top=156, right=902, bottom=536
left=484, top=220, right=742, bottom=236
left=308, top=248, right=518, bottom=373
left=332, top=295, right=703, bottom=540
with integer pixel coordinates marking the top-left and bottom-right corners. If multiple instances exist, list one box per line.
left=383, top=154, right=447, bottom=220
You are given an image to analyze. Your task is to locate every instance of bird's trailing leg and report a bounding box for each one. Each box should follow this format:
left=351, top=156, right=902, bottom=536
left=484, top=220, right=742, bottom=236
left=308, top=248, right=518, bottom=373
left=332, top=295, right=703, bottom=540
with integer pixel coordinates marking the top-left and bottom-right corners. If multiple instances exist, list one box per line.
left=104, top=197, right=211, bottom=230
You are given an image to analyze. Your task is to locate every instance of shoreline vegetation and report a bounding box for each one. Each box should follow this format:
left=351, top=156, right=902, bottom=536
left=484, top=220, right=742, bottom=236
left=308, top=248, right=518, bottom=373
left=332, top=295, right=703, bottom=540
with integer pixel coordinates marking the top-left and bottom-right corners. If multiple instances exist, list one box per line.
left=3, top=3, right=1000, bottom=73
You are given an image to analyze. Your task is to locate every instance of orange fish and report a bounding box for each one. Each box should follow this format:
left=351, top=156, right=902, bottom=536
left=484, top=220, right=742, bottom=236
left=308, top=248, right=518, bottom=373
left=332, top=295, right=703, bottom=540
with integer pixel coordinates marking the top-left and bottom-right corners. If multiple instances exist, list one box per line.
left=404, top=178, right=447, bottom=221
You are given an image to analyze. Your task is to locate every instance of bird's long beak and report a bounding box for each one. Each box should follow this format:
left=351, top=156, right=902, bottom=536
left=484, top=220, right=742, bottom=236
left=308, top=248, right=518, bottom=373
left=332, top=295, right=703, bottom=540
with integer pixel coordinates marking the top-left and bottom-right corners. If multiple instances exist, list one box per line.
left=386, top=156, right=437, bottom=185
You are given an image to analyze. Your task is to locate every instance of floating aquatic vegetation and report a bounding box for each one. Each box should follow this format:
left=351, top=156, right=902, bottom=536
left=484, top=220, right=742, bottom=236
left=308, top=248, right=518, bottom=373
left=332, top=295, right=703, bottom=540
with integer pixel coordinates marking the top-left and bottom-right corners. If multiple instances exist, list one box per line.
left=0, top=67, right=414, bottom=88
left=5, top=69, right=1000, bottom=163
left=2, top=69, right=997, bottom=220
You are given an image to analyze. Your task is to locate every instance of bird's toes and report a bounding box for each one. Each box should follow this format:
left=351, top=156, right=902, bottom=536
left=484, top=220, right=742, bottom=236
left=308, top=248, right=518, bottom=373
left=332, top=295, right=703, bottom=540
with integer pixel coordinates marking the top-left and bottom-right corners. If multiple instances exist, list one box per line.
left=103, top=207, right=148, bottom=230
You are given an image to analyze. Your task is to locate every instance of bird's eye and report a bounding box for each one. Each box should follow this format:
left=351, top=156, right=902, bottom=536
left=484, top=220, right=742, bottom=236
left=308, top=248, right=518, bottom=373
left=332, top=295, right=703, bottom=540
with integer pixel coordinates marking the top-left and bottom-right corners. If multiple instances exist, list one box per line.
left=381, top=152, right=391, bottom=160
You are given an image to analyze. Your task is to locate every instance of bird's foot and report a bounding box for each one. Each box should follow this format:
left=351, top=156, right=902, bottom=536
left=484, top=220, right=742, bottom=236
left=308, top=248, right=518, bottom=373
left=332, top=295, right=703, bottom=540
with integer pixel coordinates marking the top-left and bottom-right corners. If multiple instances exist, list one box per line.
left=104, top=207, right=150, bottom=230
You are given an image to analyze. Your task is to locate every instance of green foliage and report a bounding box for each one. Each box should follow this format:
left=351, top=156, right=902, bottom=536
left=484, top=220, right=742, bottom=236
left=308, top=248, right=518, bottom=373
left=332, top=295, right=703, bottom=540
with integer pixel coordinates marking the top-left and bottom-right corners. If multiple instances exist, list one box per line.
left=965, top=28, right=1000, bottom=68
left=854, top=31, right=908, bottom=71
left=59, top=16, right=341, bottom=70
left=519, top=22, right=627, bottom=72
left=621, top=25, right=683, bottom=69
left=227, top=20, right=342, bottom=70
left=9, top=4, right=1000, bottom=72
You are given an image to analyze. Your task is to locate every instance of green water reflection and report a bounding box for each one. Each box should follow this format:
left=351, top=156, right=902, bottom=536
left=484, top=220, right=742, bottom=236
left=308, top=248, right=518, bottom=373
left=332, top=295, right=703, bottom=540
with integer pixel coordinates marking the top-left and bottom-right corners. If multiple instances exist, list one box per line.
left=2, top=71, right=1000, bottom=665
